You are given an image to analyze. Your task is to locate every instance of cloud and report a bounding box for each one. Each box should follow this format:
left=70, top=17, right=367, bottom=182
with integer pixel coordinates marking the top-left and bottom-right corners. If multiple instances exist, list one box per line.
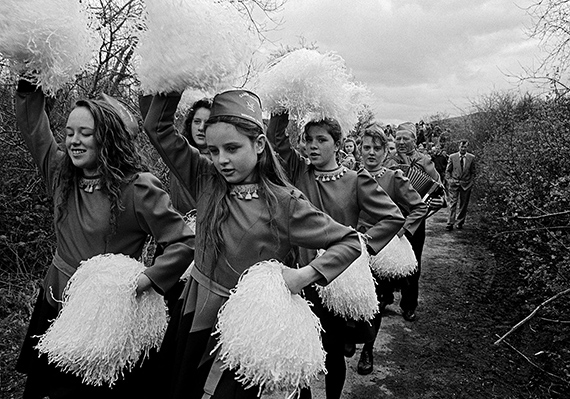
left=261, top=0, right=543, bottom=123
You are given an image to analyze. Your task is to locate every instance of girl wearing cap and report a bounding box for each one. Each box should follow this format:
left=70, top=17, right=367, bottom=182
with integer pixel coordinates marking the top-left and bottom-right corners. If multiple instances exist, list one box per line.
left=266, top=113, right=404, bottom=399
left=384, top=122, right=445, bottom=323
left=351, top=123, right=428, bottom=375
left=14, top=80, right=195, bottom=399
left=142, top=91, right=362, bottom=399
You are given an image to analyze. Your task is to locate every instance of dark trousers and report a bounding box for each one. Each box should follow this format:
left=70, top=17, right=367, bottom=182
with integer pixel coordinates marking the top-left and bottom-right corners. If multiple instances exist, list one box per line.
left=400, top=220, right=425, bottom=313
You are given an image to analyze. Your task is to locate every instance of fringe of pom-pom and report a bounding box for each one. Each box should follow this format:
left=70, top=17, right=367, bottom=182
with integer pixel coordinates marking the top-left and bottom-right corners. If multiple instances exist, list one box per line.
left=251, top=48, right=371, bottom=141
left=316, top=233, right=378, bottom=321
left=213, top=260, right=326, bottom=395
left=35, top=253, right=168, bottom=387
left=370, top=235, right=418, bottom=278
left=0, top=0, right=99, bottom=94
left=134, top=0, right=258, bottom=94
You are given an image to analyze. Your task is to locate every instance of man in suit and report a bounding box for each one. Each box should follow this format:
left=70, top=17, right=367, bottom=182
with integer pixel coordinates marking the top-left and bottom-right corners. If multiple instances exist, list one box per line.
left=445, top=140, right=476, bottom=230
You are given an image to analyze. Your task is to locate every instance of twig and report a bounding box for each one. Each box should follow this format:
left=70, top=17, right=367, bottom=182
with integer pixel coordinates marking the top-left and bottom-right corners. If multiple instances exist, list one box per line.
left=495, top=335, right=570, bottom=385
left=494, top=288, right=570, bottom=345
left=493, top=226, right=570, bottom=237
left=539, top=317, right=570, bottom=324
left=511, top=210, right=570, bottom=220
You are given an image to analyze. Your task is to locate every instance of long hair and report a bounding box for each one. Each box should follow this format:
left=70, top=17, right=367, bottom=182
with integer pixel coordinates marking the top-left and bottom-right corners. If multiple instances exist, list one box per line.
left=56, top=99, right=145, bottom=236
left=183, top=98, right=213, bottom=148
left=201, top=115, right=293, bottom=261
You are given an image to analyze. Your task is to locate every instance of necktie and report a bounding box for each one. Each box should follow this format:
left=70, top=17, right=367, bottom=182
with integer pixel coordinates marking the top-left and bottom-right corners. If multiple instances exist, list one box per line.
left=460, top=156, right=465, bottom=172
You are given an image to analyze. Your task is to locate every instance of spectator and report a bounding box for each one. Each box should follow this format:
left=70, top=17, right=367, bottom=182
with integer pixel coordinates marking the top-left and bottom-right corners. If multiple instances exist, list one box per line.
left=445, top=140, right=476, bottom=230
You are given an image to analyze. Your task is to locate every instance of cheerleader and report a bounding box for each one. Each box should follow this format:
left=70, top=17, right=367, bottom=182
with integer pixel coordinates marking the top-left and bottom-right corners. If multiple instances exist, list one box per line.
left=142, top=90, right=362, bottom=399
left=14, top=79, right=195, bottom=399
left=353, top=122, right=429, bottom=375
left=267, top=113, right=404, bottom=399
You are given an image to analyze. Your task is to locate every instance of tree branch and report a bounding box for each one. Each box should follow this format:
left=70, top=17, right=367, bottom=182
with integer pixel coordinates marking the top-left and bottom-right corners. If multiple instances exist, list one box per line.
left=494, top=287, right=570, bottom=345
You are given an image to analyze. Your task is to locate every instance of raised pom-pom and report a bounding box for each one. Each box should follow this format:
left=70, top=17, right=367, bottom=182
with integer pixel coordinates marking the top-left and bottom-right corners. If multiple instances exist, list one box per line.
left=370, top=235, right=417, bottom=278
left=213, top=260, right=325, bottom=395
left=135, top=0, right=258, bottom=94
left=0, top=0, right=99, bottom=94
left=252, top=48, right=371, bottom=141
left=316, top=233, right=378, bottom=321
left=35, top=253, right=168, bottom=387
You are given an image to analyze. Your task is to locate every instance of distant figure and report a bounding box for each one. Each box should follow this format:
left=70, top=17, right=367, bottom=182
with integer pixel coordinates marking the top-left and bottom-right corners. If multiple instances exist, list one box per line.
left=430, top=144, right=449, bottom=189
left=445, top=140, right=476, bottom=230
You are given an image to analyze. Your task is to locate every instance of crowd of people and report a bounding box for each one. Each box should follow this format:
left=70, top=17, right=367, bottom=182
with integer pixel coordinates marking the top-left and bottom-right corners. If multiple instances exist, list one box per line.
left=15, top=75, right=476, bottom=399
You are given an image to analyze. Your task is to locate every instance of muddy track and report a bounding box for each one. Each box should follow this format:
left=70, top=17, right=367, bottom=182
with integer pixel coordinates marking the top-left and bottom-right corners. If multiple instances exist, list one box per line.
left=268, top=206, right=540, bottom=399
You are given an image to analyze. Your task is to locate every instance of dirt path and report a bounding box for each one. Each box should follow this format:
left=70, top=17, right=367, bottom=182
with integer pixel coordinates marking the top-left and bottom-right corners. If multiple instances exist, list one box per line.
left=268, top=206, right=533, bottom=399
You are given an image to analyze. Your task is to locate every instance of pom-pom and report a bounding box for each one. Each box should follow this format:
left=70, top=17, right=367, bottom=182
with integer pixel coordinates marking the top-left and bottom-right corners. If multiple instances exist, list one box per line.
left=251, top=48, right=371, bottom=141
left=316, top=234, right=378, bottom=321
left=370, top=235, right=417, bottom=278
left=0, top=0, right=99, bottom=94
left=213, top=260, right=325, bottom=395
left=35, top=254, right=168, bottom=387
left=134, top=0, right=258, bottom=94
left=180, top=210, right=196, bottom=281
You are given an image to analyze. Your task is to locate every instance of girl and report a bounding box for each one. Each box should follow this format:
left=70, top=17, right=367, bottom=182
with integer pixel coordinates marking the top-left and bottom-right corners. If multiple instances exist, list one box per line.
left=353, top=122, right=428, bottom=375
left=266, top=113, right=405, bottom=399
left=15, top=79, right=195, bottom=399
left=341, top=136, right=359, bottom=170
left=142, top=90, right=362, bottom=399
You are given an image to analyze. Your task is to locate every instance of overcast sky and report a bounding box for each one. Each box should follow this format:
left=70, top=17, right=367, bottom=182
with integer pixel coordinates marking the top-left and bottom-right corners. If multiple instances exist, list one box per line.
left=260, top=0, right=544, bottom=125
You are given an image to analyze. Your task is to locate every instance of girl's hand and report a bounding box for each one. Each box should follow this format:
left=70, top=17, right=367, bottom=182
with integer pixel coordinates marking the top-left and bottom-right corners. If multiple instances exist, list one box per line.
left=282, top=266, right=321, bottom=295
left=135, top=273, right=153, bottom=297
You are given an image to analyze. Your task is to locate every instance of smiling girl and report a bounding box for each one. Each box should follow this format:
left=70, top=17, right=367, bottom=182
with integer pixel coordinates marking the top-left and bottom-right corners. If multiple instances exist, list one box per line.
left=14, top=79, right=195, bottom=399
left=143, top=90, right=362, bottom=399
left=267, top=113, right=404, bottom=399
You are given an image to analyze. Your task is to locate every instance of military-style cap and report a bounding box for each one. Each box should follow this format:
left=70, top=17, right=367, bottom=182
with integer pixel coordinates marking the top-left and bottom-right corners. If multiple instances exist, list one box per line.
left=210, top=89, right=263, bottom=130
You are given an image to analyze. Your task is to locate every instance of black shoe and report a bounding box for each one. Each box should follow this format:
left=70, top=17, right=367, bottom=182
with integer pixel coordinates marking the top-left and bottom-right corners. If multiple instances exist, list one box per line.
left=344, top=342, right=356, bottom=358
left=402, top=310, right=417, bottom=322
left=357, top=348, right=373, bottom=375
left=445, top=225, right=453, bottom=231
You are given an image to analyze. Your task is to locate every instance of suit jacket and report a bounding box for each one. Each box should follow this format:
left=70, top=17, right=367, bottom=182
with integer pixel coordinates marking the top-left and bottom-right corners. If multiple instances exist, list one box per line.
left=446, top=152, right=475, bottom=190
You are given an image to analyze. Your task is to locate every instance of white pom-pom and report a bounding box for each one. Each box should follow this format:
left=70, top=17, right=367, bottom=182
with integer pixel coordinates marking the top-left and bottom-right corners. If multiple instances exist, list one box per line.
left=252, top=48, right=371, bottom=141
left=0, top=0, right=99, bottom=94
left=35, top=254, right=168, bottom=387
left=214, top=260, right=325, bottom=395
left=135, top=0, right=258, bottom=94
left=316, top=233, right=378, bottom=321
left=180, top=210, right=196, bottom=281
left=370, top=235, right=417, bottom=278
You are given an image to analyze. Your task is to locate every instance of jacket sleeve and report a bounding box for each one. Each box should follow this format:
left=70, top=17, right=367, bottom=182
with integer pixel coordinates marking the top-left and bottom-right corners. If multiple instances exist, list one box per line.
left=133, top=173, right=195, bottom=294
left=142, top=92, right=209, bottom=204
left=15, top=82, right=63, bottom=195
left=356, top=170, right=405, bottom=254
left=391, top=170, right=428, bottom=236
left=287, top=191, right=361, bottom=285
left=266, top=112, right=307, bottom=183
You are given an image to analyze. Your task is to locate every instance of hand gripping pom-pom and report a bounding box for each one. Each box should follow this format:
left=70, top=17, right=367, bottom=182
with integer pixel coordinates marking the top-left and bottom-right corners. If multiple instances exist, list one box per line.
left=0, top=0, right=100, bottom=94
left=370, top=235, right=418, bottom=278
left=251, top=48, right=372, bottom=143
left=134, top=0, right=258, bottom=94
left=213, top=260, right=326, bottom=395
left=316, top=233, right=378, bottom=321
left=35, top=254, right=168, bottom=387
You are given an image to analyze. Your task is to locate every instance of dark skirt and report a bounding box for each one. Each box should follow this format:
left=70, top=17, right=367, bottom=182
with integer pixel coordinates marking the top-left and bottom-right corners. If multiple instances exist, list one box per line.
left=17, top=288, right=160, bottom=399
left=157, top=295, right=260, bottom=399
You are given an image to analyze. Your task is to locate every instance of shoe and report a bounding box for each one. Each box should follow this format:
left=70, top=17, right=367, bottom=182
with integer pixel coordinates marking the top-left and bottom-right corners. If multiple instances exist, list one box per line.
left=445, top=225, right=453, bottom=231
left=402, top=310, right=417, bottom=322
left=357, top=348, right=373, bottom=375
left=344, top=342, right=356, bottom=358
left=456, top=224, right=463, bottom=229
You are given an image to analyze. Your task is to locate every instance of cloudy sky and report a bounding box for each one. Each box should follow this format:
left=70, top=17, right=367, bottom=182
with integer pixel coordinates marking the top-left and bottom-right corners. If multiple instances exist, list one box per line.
left=260, top=0, right=544, bottom=125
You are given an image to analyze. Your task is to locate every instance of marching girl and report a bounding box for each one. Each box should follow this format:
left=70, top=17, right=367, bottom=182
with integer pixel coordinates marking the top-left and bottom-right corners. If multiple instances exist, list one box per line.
left=267, top=113, right=405, bottom=399
left=352, top=122, right=429, bottom=375
left=340, top=136, right=360, bottom=170
left=14, top=79, right=195, bottom=399
left=384, top=122, right=445, bottom=322
left=142, top=90, right=362, bottom=399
